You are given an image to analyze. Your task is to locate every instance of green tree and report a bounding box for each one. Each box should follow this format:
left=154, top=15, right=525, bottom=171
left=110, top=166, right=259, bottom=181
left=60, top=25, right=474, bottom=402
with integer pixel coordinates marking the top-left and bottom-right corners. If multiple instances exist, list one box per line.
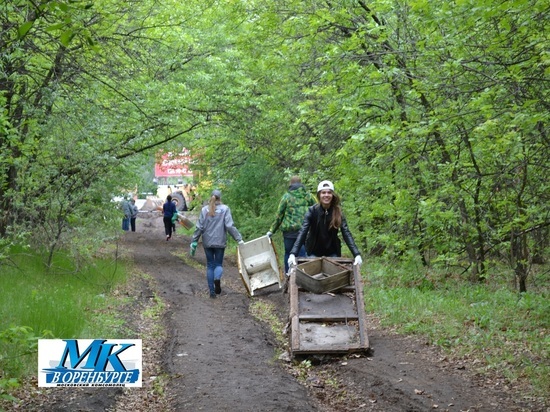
left=1, top=0, right=548, bottom=291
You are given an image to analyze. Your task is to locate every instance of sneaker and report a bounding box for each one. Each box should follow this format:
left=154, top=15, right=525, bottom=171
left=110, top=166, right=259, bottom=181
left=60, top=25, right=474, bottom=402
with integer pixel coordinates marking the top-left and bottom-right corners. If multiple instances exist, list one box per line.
left=214, top=279, right=221, bottom=294
left=209, top=292, right=217, bottom=299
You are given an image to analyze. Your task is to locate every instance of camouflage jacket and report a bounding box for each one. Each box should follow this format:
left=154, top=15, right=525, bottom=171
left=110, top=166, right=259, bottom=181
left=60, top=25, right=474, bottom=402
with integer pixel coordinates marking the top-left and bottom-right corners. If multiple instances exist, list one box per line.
left=269, top=184, right=317, bottom=236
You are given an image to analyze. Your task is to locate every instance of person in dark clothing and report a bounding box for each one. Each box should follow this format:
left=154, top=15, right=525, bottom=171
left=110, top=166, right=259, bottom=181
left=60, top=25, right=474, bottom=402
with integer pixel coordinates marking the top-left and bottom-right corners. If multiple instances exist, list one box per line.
left=267, top=176, right=317, bottom=273
left=163, top=194, right=177, bottom=240
left=129, top=199, right=139, bottom=232
left=288, top=180, right=362, bottom=267
left=121, top=198, right=131, bottom=231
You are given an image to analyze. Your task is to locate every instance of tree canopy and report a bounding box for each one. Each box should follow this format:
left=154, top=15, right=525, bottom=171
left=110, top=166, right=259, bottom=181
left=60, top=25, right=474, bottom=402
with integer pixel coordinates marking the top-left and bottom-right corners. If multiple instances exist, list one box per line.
left=1, top=0, right=548, bottom=290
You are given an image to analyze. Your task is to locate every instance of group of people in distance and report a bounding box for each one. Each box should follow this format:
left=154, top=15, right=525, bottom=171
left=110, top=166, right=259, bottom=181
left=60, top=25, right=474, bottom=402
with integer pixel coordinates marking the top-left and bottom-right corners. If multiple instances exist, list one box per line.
left=121, top=198, right=139, bottom=232
left=163, top=177, right=362, bottom=299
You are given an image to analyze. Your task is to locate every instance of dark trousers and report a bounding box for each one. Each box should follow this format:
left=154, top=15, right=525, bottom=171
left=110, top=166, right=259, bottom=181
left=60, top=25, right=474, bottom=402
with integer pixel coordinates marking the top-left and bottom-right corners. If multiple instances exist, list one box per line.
left=163, top=216, right=173, bottom=237
left=130, top=217, right=136, bottom=232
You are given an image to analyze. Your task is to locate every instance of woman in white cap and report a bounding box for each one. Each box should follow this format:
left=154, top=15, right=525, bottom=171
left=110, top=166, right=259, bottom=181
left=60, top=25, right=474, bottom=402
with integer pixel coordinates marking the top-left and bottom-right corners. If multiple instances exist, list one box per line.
left=288, top=180, right=362, bottom=267
left=190, top=189, right=244, bottom=298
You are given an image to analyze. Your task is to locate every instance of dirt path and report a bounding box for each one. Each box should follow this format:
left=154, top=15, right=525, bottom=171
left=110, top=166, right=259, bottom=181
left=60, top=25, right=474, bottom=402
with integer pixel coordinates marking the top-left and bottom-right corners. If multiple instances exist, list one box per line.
left=125, top=213, right=543, bottom=412
left=129, top=214, right=316, bottom=412
left=9, top=212, right=546, bottom=411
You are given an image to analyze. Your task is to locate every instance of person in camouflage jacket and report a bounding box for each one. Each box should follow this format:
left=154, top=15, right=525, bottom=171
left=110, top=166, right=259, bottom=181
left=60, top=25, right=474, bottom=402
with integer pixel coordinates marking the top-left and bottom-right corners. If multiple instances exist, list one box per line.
left=267, top=176, right=317, bottom=272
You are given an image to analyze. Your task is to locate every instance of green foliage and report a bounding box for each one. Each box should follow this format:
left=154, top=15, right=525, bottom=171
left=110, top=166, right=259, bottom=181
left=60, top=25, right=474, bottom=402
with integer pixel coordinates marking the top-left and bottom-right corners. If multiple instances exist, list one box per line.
left=0, top=376, right=19, bottom=403
left=214, top=157, right=284, bottom=241
left=3, top=0, right=547, bottom=291
left=249, top=299, right=287, bottom=348
left=176, top=0, right=549, bottom=291
left=3, top=0, right=546, bottom=403
left=0, top=326, right=51, bottom=378
left=365, top=258, right=550, bottom=397
left=0, top=245, right=129, bottom=383
left=1, top=0, right=214, bottom=245
left=294, top=359, right=313, bottom=382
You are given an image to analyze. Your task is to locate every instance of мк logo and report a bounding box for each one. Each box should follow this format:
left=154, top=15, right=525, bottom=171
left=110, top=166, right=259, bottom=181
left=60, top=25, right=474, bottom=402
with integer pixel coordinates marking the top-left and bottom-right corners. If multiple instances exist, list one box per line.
left=38, top=339, right=142, bottom=387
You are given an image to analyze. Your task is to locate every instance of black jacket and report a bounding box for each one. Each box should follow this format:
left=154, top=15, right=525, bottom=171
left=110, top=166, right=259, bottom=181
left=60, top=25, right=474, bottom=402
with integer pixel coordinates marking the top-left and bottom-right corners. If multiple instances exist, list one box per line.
left=290, top=204, right=360, bottom=258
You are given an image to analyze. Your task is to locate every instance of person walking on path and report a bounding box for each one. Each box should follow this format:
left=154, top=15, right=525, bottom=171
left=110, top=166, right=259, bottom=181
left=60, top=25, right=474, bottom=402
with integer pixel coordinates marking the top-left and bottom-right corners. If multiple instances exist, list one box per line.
left=171, top=198, right=178, bottom=235
left=129, top=199, right=139, bottom=232
left=266, top=176, right=317, bottom=273
left=163, top=194, right=178, bottom=240
left=288, top=180, right=362, bottom=268
left=121, top=198, right=132, bottom=231
left=190, top=189, right=244, bottom=298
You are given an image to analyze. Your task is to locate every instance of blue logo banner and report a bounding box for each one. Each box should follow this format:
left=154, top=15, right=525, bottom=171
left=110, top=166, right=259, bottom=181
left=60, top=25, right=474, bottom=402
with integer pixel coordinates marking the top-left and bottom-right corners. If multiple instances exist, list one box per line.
left=38, top=339, right=142, bottom=387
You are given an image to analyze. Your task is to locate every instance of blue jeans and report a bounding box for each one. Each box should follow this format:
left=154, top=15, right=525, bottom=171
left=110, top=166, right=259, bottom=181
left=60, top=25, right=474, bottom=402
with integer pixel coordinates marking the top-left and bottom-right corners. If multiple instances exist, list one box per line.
left=204, top=247, right=225, bottom=295
left=122, top=217, right=130, bottom=231
left=283, top=236, right=306, bottom=273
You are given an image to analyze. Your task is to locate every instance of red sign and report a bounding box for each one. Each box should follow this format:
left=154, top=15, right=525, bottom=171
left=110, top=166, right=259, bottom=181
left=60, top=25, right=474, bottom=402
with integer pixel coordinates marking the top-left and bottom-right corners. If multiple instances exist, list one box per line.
left=155, top=150, right=193, bottom=177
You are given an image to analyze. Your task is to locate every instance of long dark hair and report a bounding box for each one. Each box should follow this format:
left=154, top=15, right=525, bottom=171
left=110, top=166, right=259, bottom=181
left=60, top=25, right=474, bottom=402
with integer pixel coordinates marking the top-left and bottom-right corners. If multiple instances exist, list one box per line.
left=316, top=191, right=342, bottom=229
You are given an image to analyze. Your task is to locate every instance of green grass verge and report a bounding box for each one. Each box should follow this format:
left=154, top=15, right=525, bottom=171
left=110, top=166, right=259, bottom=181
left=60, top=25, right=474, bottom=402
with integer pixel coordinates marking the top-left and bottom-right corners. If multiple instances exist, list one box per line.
left=0, top=246, right=130, bottom=380
left=364, top=259, right=550, bottom=399
left=249, top=299, right=287, bottom=349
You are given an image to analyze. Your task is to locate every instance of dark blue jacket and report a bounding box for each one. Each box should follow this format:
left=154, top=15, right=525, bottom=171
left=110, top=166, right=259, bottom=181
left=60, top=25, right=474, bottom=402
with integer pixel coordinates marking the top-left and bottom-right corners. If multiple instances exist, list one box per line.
left=163, top=201, right=177, bottom=218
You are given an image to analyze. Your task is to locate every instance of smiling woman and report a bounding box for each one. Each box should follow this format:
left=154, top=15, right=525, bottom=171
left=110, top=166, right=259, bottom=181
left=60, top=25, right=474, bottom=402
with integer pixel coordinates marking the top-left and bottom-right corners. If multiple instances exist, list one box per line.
left=288, top=180, right=362, bottom=268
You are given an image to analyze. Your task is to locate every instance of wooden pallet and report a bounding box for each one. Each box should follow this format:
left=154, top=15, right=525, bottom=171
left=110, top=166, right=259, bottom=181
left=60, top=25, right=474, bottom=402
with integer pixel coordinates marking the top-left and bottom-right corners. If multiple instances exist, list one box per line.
left=288, top=258, right=370, bottom=357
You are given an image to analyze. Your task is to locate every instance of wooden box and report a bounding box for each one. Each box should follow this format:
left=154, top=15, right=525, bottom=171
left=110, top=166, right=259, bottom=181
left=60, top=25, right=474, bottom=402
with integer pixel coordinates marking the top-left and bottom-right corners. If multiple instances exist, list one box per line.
left=176, top=213, right=194, bottom=230
left=295, top=258, right=351, bottom=293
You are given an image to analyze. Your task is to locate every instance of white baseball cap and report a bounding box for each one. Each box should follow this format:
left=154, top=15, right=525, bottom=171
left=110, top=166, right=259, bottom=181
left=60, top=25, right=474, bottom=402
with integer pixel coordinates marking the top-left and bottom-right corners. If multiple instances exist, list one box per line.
left=317, top=180, right=334, bottom=192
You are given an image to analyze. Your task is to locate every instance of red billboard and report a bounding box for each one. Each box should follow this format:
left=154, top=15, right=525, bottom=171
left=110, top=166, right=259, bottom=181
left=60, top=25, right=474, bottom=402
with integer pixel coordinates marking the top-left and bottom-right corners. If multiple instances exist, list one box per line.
left=154, top=149, right=193, bottom=178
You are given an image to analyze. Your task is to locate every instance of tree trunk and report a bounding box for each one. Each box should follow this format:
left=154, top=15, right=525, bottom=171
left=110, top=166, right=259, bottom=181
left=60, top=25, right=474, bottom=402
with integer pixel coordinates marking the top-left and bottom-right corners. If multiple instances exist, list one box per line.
left=511, top=230, right=529, bottom=293
left=531, top=226, right=548, bottom=264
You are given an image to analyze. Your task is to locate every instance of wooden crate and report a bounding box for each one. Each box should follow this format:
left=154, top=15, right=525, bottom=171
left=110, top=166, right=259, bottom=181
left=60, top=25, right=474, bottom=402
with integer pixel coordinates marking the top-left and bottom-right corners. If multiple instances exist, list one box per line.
left=237, top=236, right=283, bottom=296
left=176, top=213, right=194, bottom=229
left=295, top=258, right=351, bottom=293
left=289, top=259, right=370, bottom=357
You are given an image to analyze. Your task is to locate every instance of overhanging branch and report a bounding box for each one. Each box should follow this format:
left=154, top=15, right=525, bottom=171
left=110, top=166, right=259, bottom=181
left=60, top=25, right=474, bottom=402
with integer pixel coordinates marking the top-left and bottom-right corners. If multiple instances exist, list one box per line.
left=114, top=122, right=206, bottom=159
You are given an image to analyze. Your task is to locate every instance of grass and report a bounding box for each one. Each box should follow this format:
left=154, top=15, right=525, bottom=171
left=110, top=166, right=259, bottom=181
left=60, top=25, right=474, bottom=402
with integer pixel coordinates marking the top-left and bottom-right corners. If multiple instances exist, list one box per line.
left=364, top=258, right=550, bottom=400
left=249, top=299, right=287, bottom=348
left=0, top=246, right=130, bottom=380
left=3, top=234, right=547, bottom=406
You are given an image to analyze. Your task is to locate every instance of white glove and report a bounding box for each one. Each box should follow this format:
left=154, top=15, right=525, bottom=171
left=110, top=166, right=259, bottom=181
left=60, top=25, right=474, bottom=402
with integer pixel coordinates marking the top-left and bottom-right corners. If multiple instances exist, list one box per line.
left=288, top=254, right=296, bottom=267
left=238, top=240, right=245, bottom=245
left=266, top=231, right=272, bottom=238
left=354, top=255, right=363, bottom=266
